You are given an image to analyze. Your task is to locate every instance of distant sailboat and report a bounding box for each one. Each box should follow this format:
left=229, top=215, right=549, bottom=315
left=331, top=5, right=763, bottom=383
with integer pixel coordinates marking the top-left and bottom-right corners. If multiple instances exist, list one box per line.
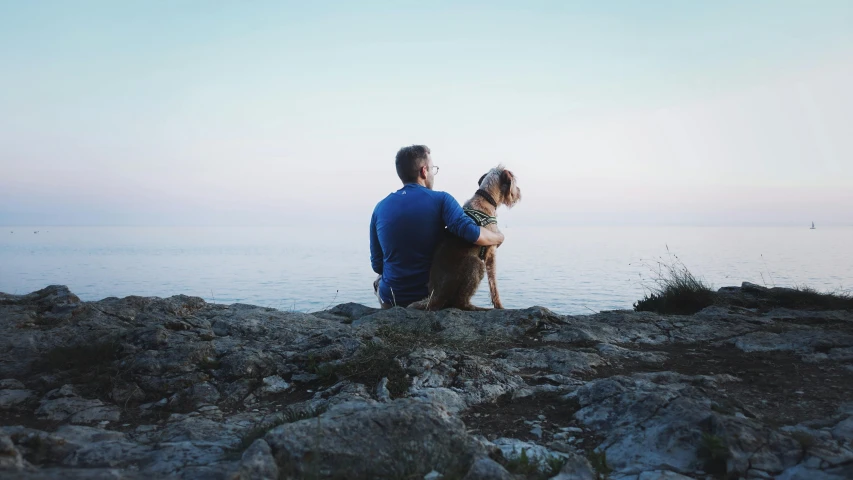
left=810, top=222, right=816, bottom=230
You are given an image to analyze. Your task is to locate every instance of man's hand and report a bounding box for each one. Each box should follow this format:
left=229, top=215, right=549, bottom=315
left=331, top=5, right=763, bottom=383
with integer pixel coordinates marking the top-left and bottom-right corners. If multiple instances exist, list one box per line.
left=474, top=228, right=504, bottom=247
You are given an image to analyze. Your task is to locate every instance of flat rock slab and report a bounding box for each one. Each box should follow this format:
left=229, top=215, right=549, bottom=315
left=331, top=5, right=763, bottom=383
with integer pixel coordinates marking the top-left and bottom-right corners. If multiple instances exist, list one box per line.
left=35, top=397, right=121, bottom=424
left=0, top=390, right=34, bottom=409
left=264, top=399, right=485, bottom=479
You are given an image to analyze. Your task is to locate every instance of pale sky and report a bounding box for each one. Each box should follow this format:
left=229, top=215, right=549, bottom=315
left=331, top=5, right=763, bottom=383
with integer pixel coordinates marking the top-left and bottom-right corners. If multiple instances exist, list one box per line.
left=1, top=1, right=851, bottom=226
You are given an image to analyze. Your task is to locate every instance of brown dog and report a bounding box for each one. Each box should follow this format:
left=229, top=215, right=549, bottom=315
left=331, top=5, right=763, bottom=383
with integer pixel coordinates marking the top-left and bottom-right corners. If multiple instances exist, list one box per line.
left=409, top=165, right=521, bottom=311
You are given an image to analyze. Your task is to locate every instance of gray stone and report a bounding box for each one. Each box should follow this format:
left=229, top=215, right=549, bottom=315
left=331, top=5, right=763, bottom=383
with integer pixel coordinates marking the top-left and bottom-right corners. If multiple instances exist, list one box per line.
left=776, top=463, right=849, bottom=480
left=498, top=346, right=603, bottom=376
left=742, top=282, right=769, bottom=293
left=549, top=451, right=596, bottom=480
left=36, top=389, right=121, bottom=424
left=290, top=373, right=320, bottom=383
left=410, top=387, right=467, bottom=414
left=491, top=438, right=568, bottom=473
left=569, top=372, right=800, bottom=477
left=462, top=457, right=513, bottom=480
left=831, top=416, right=853, bottom=441
left=403, top=348, right=525, bottom=408
left=264, top=399, right=483, bottom=479
left=140, top=441, right=227, bottom=476
left=730, top=330, right=853, bottom=355
left=0, top=389, right=33, bottom=409
left=376, top=377, right=391, bottom=402
left=110, top=381, right=145, bottom=404
left=322, top=302, right=379, bottom=322
left=234, top=439, right=279, bottom=480
left=596, top=343, right=667, bottom=363
left=63, top=438, right=151, bottom=468
left=637, top=471, right=696, bottom=480
left=828, top=346, right=853, bottom=361
left=185, top=381, right=222, bottom=406
left=0, top=379, right=26, bottom=389
left=259, top=375, right=290, bottom=395
left=150, top=414, right=247, bottom=449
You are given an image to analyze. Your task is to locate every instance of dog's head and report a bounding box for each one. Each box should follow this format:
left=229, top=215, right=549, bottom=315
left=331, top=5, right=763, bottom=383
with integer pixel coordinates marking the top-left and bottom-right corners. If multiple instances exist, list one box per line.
left=478, top=165, right=521, bottom=208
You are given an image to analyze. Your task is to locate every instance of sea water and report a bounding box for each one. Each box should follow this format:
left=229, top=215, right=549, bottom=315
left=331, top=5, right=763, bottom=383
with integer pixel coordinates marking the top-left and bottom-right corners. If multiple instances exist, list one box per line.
left=1, top=226, right=851, bottom=315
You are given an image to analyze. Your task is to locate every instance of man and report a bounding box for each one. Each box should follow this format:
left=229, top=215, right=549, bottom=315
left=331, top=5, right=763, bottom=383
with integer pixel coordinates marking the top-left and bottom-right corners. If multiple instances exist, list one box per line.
left=369, top=145, right=504, bottom=308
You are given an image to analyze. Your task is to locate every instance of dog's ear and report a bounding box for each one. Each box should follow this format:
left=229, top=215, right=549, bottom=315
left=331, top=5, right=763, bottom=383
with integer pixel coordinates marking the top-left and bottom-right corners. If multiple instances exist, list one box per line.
left=500, top=169, right=520, bottom=207
left=500, top=170, right=513, bottom=189
left=478, top=173, right=487, bottom=186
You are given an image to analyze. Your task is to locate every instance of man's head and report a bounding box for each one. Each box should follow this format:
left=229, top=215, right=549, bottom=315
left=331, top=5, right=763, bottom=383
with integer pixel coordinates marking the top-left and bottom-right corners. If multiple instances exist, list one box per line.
left=395, top=145, right=437, bottom=189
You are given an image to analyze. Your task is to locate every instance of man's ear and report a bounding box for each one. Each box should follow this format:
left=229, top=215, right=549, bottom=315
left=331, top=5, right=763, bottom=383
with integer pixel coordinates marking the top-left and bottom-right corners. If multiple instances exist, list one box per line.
left=478, top=173, right=487, bottom=186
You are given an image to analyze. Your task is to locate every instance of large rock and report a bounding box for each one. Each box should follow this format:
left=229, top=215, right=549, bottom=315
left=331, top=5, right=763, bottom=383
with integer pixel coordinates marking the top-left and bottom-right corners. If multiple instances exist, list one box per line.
left=35, top=386, right=121, bottom=424
left=264, top=399, right=484, bottom=479
left=569, top=372, right=804, bottom=478
left=497, top=346, right=603, bottom=375
left=56, top=426, right=151, bottom=468
left=403, top=348, right=525, bottom=408
left=462, top=457, right=513, bottom=480
left=1, top=285, right=852, bottom=479
left=0, top=389, right=34, bottom=409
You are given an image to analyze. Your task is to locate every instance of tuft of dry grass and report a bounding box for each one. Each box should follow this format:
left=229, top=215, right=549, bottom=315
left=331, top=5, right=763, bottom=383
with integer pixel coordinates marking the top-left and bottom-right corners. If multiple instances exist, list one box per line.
left=633, top=250, right=715, bottom=315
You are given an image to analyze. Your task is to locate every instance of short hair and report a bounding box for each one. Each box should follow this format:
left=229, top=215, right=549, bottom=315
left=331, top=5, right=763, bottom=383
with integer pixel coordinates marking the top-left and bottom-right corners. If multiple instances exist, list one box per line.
left=395, top=145, right=431, bottom=184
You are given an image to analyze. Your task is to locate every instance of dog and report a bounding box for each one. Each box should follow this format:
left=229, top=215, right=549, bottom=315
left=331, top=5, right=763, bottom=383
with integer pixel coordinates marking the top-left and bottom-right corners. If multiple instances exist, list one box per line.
left=409, top=165, right=521, bottom=311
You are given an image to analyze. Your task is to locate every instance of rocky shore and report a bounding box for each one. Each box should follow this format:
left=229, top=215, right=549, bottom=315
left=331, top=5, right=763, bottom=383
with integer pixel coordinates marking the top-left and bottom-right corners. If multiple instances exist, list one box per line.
left=1, top=284, right=852, bottom=479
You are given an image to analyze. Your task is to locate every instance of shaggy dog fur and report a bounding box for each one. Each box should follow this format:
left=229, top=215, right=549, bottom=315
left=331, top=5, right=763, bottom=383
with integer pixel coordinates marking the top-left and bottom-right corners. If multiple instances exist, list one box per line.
left=409, top=165, right=521, bottom=311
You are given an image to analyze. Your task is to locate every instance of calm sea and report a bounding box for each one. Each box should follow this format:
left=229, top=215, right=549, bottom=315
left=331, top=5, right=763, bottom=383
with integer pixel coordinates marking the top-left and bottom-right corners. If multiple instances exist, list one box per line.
left=1, top=226, right=850, bottom=315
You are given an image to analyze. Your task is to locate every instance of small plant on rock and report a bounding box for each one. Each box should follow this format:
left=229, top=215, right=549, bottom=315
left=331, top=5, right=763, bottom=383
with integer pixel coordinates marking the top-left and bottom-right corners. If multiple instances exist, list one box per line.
left=505, top=447, right=536, bottom=475
left=502, top=447, right=568, bottom=479
left=633, top=250, right=716, bottom=315
left=545, top=455, right=567, bottom=476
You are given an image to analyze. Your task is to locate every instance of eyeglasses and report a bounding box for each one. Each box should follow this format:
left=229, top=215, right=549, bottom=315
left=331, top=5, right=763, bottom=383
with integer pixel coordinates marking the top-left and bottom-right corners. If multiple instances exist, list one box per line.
left=427, top=165, right=440, bottom=175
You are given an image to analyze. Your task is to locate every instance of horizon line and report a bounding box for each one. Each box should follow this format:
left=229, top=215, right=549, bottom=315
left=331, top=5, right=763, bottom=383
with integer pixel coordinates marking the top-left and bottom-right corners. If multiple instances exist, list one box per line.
left=2, top=223, right=850, bottom=228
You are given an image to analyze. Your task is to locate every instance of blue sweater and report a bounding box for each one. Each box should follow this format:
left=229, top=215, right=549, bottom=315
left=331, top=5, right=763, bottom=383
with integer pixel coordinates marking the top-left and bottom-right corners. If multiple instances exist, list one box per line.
left=370, top=183, right=481, bottom=306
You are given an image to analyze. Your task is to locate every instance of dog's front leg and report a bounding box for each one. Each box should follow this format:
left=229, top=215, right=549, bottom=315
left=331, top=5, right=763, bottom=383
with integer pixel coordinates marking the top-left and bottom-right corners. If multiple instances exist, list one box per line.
left=485, top=250, right=504, bottom=309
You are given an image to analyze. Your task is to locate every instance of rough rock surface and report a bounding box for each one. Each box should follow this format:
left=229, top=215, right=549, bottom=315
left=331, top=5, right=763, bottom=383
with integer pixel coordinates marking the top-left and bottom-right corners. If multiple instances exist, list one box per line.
left=265, top=399, right=485, bottom=478
left=1, top=284, right=852, bottom=479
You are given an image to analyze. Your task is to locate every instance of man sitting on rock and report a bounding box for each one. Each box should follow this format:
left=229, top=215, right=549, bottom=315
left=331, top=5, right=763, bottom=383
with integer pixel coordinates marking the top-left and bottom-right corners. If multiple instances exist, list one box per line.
left=369, top=145, right=504, bottom=308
